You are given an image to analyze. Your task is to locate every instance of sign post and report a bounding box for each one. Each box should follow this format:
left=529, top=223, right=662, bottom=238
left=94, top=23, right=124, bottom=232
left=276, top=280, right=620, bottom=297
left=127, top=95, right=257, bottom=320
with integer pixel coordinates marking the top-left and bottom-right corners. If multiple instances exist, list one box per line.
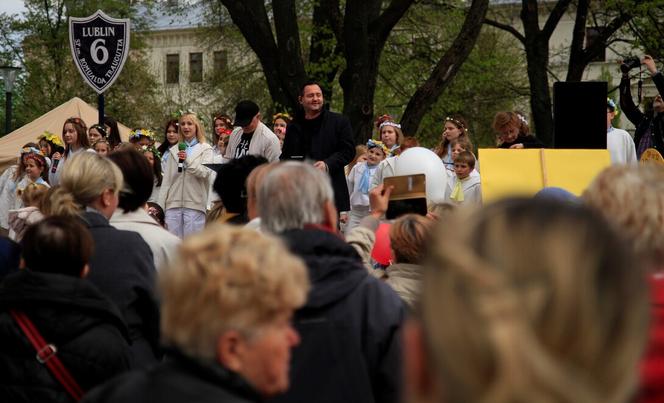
left=69, top=10, right=130, bottom=125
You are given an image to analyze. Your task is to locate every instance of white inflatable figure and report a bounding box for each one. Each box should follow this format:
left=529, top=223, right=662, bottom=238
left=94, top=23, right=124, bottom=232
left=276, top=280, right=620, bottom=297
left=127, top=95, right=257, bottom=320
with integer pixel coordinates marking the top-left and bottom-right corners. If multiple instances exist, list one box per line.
left=391, top=147, right=448, bottom=204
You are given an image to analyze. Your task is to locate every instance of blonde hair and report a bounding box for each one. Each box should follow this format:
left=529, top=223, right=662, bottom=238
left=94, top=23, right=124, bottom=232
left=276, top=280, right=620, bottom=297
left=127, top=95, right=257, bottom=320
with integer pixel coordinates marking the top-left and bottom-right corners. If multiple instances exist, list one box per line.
left=582, top=164, right=664, bottom=265
left=179, top=113, right=207, bottom=144
left=20, top=183, right=49, bottom=208
left=160, top=224, right=309, bottom=360
left=47, top=152, right=123, bottom=215
left=420, top=198, right=648, bottom=403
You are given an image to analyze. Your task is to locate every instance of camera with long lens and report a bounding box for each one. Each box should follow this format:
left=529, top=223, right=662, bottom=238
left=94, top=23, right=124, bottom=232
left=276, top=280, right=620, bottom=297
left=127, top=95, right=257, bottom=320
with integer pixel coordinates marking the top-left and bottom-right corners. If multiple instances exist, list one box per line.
left=621, top=56, right=641, bottom=72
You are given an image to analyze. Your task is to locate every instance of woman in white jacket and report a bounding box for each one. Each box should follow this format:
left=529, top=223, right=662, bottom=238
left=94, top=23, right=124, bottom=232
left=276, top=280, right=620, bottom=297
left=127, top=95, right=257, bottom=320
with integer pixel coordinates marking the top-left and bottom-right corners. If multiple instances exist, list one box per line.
left=158, top=112, right=213, bottom=238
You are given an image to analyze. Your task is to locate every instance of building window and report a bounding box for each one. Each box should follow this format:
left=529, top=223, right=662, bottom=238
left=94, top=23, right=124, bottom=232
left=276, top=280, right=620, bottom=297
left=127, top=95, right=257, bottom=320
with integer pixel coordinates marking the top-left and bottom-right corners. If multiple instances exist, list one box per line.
left=189, top=52, right=203, bottom=82
left=214, top=51, right=227, bottom=74
left=166, top=54, right=179, bottom=84
left=585, top=28, right=605, bottom=62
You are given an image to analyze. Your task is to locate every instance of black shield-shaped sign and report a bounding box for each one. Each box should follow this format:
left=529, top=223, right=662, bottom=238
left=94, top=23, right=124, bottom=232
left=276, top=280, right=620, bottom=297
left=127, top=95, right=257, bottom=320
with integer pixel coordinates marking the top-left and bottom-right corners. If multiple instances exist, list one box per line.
left=69, top=10, right=130, bottom=94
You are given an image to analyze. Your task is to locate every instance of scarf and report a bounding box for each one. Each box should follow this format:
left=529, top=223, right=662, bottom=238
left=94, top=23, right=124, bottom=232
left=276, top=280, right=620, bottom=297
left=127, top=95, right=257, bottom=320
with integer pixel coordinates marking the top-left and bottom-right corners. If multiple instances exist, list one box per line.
left=450, top=179, right=464, bottom=202
left=359, top=164, right=378, bottom=194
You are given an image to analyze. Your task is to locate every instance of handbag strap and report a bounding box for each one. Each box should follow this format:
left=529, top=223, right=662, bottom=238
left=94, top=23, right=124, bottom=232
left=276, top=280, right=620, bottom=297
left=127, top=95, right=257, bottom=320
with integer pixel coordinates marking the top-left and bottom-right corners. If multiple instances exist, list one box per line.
left=9, top=309, right=85, bottom=401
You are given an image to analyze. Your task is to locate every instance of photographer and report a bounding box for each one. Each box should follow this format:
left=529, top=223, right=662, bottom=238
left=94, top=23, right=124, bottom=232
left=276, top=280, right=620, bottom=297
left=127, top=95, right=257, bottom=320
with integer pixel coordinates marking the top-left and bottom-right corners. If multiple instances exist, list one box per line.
left=619, top=55, right=664, bottom=159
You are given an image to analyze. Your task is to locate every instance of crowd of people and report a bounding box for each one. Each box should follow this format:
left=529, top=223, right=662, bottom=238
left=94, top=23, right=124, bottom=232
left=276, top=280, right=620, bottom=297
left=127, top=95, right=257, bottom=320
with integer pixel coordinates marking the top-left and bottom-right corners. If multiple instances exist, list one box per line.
left=0, top=57, right=662, bottom=403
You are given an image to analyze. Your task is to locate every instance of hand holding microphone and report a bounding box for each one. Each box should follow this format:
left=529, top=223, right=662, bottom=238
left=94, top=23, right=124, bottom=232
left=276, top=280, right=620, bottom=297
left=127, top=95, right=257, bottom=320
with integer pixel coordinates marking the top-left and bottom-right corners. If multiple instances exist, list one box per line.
left=177, top=142, right=187, bottom=172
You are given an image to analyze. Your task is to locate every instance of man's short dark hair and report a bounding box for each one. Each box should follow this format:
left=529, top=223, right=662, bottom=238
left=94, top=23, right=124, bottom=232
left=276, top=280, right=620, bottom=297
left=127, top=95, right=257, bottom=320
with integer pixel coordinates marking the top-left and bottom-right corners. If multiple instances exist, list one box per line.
left=108, top=148, right=154, bottom=212
left=300, top=80, right=323, bottom=96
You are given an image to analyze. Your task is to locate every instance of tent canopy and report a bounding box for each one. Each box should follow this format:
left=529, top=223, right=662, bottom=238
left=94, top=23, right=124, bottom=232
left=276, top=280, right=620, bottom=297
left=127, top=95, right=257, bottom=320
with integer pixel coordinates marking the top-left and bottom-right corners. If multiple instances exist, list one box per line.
left=0, top=97, right=131, bottom=171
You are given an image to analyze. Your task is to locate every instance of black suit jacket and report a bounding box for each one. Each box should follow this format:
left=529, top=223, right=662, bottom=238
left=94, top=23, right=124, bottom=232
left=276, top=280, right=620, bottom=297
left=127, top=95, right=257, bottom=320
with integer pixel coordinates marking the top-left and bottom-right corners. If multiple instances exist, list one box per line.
left=281, top=109, right=356, bottom=212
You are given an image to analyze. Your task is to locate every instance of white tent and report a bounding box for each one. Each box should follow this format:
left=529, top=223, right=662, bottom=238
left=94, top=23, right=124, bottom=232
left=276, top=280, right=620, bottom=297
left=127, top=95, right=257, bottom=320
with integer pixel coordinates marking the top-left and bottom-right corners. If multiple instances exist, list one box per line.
left=0, top=97, right=131, bottom=171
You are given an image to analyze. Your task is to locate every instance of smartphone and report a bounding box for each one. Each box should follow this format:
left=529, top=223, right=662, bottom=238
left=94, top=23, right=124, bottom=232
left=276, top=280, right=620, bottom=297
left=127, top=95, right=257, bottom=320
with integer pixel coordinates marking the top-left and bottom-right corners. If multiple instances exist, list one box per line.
left=383, top=174, right=428, bottom=219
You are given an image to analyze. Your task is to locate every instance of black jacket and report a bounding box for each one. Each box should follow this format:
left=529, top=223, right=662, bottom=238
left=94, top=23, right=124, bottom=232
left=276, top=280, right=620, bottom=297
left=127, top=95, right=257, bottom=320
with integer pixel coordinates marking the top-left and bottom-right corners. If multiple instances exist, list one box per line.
left=498, top=134, right=545, bottom=149
left=0, top=270, right=132, bottom=403
left=281, top=109, right=356, bottom=212
left=270, top=227, right=405, bottom=403
left=620, top=72, right=664, bottom=157
left=80, top=211, right=161, bottom=367
left=81, top=349, right=262, bottom=403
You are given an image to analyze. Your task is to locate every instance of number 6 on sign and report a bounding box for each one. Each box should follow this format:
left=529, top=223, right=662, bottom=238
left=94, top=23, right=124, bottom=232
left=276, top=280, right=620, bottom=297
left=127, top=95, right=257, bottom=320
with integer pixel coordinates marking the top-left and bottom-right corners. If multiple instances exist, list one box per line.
left=90, top=39, right=109, bottom=64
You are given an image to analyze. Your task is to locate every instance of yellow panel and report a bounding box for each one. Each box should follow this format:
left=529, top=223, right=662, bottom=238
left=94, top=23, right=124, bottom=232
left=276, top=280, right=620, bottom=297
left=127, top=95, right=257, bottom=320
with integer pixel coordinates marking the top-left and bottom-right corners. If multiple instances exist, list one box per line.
left=478, top=149, right=544, bottom=203
left=478, top=148, right=611, bottom=202
left=543, top=149, right=611, bottom=196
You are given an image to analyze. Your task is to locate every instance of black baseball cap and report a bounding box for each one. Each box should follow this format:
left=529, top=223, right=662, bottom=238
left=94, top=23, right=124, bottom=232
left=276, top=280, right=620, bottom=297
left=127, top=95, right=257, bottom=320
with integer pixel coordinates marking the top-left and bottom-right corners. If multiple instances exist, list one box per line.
left=233, top=100, right=260, bottom=127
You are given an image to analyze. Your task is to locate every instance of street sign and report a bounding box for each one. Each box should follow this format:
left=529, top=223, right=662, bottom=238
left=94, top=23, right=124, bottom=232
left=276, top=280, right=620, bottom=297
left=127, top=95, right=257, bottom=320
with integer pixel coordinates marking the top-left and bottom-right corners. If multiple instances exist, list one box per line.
left=69, top=10, right=130, bottom=94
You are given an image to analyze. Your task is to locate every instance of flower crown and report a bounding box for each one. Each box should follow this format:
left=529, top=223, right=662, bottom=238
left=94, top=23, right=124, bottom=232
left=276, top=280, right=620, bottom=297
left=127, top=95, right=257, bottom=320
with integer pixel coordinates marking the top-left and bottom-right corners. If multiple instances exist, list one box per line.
left=607, top=98, right=620, bottom=117
left=21, top=146, right=42, bottom=155
left=130, top=128, right=156, bottom=141
left=516, top=113, right=528, bottom=126
left=172, top=109, right=197, bottom=119
left=374, top=114, right=394, bottom=129
left=140, top=144, right=162, bottom=160
left=444, top=116, right=468, bottom=132
left=214, top=115, right=233, bottom=126
left=379, top=121, right=401, bottom=130
left=23, top=152, right=46, bottom=166
left=366, top=139, right=391, bottom=156
left=38, top=131, right=64, bottom=147
left=273, top=112, right=292, bottom=123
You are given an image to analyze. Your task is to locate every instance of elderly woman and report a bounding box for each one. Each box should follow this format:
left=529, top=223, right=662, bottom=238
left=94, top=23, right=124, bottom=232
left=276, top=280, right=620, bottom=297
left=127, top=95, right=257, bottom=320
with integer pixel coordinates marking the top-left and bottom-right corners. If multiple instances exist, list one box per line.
left=81, top=225, right=310, bottom=403
left=403, top=198, right=649, bottom=403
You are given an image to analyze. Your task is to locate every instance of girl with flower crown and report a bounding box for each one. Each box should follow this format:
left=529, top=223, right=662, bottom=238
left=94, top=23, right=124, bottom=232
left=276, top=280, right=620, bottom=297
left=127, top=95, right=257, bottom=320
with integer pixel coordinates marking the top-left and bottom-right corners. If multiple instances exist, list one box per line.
left=345, top=139, right=390, bottom=233
left=0, top=144, right=44, bottom=231
left=49, top=117, right=91, bottom=186
left=378, top=121, right=404, bottom=156
left=129, top=128, right=157, bottom=149
left=272, top=112, right=291, bottom=149
left=493, top=111, right=544, bottom=149
left=435, top=114, right=471, bottom=171
left=158, top=112, right=213, bottom=238
left=38, top=131, right=64, bottom=169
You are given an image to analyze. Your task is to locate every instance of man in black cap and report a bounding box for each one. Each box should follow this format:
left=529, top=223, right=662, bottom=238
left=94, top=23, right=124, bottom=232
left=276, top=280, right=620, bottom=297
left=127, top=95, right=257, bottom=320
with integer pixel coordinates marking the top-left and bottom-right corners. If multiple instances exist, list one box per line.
left=281, top=81, right=355, bottom=214
left=224, top=100, right=281, bottom=162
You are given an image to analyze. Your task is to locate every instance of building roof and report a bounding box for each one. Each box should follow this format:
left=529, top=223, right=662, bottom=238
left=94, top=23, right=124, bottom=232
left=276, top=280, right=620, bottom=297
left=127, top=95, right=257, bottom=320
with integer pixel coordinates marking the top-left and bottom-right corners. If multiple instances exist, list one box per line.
left=135, top=1, right=208, bottom=31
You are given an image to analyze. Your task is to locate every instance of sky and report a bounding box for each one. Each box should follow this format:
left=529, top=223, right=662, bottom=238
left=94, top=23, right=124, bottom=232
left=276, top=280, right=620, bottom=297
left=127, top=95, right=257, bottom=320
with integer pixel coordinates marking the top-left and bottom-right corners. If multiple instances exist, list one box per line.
left=0, top=0, right=25, bottom=15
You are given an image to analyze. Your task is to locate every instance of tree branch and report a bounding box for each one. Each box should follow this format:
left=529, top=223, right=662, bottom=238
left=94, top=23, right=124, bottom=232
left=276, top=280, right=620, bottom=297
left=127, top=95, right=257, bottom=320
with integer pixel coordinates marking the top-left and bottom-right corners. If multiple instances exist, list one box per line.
left=370, top=0, right=416, bottom=46
left=483, top=18, right=525, bottom=44
left=541, top=0, right=573, bottom=39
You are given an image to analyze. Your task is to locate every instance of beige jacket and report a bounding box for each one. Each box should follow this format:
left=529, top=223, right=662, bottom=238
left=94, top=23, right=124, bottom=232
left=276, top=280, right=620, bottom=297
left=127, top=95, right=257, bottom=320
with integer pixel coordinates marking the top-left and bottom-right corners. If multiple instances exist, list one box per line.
left=224, top=122, right=281, bottom=162
left=159, top=142, right=213, bottom=212
left=382, top=263, right=422, bottom=312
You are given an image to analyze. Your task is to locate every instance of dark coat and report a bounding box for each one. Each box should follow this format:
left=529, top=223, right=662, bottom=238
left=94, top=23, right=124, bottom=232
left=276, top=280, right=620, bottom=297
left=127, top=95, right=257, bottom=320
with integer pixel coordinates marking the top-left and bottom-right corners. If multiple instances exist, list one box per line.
left=81, top=349, right=262, bottom=403
left=0, top=270, right=132, bottom=403
left=270, top=227, right=405, bottom=403
left=620, top=72, right=664, bottom=157
left=281, top=109, right=356, bottom=212
left=498, top=134, right=545, bottom=149
left=80, top=211, right=161, bottom=367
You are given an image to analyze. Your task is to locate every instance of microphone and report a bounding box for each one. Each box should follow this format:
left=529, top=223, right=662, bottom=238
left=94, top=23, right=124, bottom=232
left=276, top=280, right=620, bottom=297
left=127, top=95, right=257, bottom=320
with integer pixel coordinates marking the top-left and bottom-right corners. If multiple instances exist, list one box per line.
left=50, top=147, right=65, bottom=174
left=178, top=142, right=187, bottom=172
left=50, top=158, right=59, bottom=174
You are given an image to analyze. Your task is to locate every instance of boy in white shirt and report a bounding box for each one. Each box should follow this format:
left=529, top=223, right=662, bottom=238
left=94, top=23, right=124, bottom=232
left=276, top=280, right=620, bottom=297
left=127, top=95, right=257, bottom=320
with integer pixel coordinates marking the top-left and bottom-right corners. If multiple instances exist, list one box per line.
left=445, top=150, right=481, bottom=205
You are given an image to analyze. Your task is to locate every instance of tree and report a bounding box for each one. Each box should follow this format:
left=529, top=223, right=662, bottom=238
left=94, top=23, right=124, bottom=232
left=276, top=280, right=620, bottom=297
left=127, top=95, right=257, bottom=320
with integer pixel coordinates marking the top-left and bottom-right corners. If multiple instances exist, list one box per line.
left=218, top=0, right=417, bottom=144
left=0, top=0, right=166, bottom=131
left=399, top=0, right=490, bottom=136
left=375, top=2, right=528, bottom=148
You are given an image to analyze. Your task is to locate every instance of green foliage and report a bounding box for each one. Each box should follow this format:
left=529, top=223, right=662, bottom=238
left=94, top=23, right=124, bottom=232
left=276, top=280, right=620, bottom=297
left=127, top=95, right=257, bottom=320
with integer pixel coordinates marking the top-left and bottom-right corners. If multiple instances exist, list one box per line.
left=374, top=1, right=528, bottom=149
left=0, top=0, right=166, bottom=134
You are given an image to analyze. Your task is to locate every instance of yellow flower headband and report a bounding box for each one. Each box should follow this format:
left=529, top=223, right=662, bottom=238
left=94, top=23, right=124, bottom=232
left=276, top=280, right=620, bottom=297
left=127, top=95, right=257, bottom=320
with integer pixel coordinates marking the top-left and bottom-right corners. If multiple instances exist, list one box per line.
left=38, top=131, right=64, bottom=147
left=367, top=139, right=391, bottom=156
left=130, top=128, right=156, bottom=141
left=273, top=112, right=292, bottom=123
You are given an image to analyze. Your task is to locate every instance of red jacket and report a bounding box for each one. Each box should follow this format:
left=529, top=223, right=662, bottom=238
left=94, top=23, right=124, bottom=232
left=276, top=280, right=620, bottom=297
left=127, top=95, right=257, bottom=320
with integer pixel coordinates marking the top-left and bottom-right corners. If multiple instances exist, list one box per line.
left=639, top=274, right=664, bottom=403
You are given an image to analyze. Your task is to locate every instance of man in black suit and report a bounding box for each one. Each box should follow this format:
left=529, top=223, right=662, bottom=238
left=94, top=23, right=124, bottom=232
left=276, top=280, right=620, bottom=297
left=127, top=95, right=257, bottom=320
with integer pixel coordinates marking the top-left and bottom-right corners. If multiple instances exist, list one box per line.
left=281, top=82, right=356, bottom=213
